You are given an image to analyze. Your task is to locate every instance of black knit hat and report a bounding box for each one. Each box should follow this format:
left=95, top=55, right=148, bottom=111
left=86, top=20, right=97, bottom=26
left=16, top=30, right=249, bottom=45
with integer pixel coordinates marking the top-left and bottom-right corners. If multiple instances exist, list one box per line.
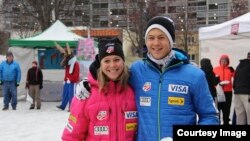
left=98, top=38, right=125, bottom=61
left=6, top=51, right=13, bottom=57
left=145, top=16, right=175, bottom=48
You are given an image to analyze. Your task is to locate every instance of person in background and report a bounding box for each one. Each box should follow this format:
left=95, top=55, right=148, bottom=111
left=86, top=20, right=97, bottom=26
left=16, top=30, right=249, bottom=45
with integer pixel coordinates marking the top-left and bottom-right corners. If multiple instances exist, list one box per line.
left=200, top=58, right=220, bottom=103
left=26, top=60, right=43, bottom=110
left=0, top=51, right=21, bottom=110
left=213, top=54, right=234, bottom=125
left=129, top=16, right=218, bottom=140
left=233, top=52, right=250, bottom=125
left=61, top=38, right=137, bottom=141
left=54, top=43, right=80, bottom=111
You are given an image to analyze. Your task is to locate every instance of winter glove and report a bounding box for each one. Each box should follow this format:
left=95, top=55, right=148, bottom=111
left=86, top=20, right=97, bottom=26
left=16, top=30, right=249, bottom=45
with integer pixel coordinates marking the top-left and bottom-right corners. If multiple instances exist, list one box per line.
left=0, top=81, right=2, bottom=85
left=15, top=83, right=20, bottom=87
left=75, top=77, right=91, bottom=100
left=40, top=85, right=43, bottom=89
left=219, top=81, right=230, bottom=85
left=25, top=83, right=29, bottom=89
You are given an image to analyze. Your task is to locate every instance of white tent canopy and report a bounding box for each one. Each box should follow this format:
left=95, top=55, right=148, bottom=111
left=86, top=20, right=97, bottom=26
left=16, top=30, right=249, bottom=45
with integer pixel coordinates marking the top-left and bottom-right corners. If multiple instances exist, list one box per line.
left=9, top=20, right=84, bottom=48
left=199, top=12, right=250, bottom=68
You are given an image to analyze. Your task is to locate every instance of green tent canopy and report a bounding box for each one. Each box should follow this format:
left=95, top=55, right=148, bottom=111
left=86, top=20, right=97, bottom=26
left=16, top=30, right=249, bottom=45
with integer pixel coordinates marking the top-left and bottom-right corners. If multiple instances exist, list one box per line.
left=9, top=20, right=84, bottom=48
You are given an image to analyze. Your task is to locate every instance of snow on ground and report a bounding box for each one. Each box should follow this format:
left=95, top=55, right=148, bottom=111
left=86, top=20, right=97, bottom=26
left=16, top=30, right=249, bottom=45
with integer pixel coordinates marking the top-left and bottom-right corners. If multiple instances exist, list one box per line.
left=0, top=97, right=69, bottom=141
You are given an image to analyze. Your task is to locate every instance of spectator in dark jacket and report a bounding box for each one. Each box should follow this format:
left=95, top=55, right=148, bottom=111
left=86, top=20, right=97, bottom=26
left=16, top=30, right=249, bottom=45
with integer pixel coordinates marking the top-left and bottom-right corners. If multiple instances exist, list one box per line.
left=233, top=52, right=250, bottom=125
left=26, top=60, right=43, bottom=110
left=200, top=58, right=220, bottom=102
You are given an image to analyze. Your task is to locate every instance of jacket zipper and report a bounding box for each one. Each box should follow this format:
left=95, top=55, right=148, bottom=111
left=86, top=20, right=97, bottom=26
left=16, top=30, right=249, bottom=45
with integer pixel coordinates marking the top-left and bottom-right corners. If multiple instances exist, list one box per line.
left=115, top=84, right=118, bottom=141
left=158, top=77, right=162, bottom=141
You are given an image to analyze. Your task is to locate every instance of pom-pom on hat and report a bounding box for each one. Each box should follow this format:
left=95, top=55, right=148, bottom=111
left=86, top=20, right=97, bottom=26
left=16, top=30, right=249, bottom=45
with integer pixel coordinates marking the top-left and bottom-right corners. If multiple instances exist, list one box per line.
left=98, top=38, right=125, bottom=61
left=145, top=16, right=175, bottom=48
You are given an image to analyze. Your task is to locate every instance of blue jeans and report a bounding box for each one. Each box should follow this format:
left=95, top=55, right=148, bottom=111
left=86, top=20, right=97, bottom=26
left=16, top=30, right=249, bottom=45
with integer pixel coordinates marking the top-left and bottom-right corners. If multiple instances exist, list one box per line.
left=2, top=81, right=17, bottom=108
left=59, top=83, right=75, bottom=110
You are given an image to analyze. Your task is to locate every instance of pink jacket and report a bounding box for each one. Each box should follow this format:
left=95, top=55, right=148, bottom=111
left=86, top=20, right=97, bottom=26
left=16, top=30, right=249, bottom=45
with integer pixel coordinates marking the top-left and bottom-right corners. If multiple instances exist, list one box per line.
left=62, top=73, right=137, bottom=141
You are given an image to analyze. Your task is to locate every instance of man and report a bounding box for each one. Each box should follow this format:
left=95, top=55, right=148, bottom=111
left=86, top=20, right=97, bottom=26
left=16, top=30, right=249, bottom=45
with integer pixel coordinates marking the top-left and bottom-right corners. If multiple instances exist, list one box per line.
left=0, top=51, right=21, bottom=110
left=26, top=60, right=43, bottom=110
left=129, top=16, right=218, bottom=140
left=233, top=52, right=250, bottom=125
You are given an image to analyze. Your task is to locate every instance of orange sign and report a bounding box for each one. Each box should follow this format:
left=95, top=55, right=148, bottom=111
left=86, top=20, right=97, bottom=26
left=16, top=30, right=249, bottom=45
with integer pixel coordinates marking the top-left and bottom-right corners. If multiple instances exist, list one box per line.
left=72, top=29, right=121, bottom=37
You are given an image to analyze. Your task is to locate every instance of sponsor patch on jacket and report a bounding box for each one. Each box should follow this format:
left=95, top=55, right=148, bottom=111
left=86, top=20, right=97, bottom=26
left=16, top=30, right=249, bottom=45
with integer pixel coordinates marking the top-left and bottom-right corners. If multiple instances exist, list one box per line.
left=168, top=84, right=188, bottom=94
left=168, top=97, right=185, bottom=105
left=66, top=123, right=73, bottom=132
left=140, top=97, right=151, bottom=106
left=94, top=126, right=109, bottom=135
left=126, top=123, right=137, bottom=131
left=69, top=114, right=77, bottom=123
left=97, top=111, right=108, bottom=121
left=125, top=111, right=138, bottom=119
left=142, top=82, right=151, bottom=92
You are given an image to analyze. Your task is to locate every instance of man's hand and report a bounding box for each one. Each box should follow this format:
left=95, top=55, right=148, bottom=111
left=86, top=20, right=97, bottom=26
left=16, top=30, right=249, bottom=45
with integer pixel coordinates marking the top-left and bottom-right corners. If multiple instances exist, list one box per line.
left=75, top=77, right=91, bottom=100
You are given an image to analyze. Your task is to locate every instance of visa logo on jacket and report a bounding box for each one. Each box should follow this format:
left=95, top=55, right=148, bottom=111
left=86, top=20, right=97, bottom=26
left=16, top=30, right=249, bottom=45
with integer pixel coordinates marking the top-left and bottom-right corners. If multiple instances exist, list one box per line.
left=125, top=111, right=138, bottom=119
left=168, top=84, right=188, bottom=94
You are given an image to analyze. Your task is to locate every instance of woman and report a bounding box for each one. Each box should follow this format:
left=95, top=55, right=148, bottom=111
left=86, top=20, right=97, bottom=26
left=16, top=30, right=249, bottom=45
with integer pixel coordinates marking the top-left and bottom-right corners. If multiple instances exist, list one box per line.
left=200, top=58, right=219, bottom=102
left=61, top=38, right=137, bottom=141
left=213, top=55, right=234, bottom=125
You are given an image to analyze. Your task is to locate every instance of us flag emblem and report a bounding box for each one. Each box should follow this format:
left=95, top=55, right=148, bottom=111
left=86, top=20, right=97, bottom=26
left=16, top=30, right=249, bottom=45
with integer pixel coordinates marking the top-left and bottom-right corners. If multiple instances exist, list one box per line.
left=106, top=46, right=114, bottom=53
left=97, top=111, right=108, bottom=120
left=142, top=82, right=151, bottom=92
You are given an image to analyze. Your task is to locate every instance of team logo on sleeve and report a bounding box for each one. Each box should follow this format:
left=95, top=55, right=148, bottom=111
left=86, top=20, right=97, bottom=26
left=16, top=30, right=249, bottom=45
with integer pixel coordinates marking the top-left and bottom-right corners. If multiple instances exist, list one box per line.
left=97, top=111, right=108, bottom=121
left=142, top=82, right=151, bottom=92
left=69, top=114, right=77, bottom=123
left=66, top=123, right=73, bottom=132
left=168, top=84, right=188, bottom=94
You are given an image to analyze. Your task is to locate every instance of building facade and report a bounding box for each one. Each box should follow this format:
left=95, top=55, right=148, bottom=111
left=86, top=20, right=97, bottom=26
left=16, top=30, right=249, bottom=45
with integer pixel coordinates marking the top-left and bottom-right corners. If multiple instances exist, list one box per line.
left=1, top=0, right=249, bottom=62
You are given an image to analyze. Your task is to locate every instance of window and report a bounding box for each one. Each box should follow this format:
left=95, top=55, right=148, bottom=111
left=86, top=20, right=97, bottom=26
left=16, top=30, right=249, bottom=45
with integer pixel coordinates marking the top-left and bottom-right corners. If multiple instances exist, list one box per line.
left=75, top=10, right=83, bottom=16
left=12, top=7, right=20, bottom=12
